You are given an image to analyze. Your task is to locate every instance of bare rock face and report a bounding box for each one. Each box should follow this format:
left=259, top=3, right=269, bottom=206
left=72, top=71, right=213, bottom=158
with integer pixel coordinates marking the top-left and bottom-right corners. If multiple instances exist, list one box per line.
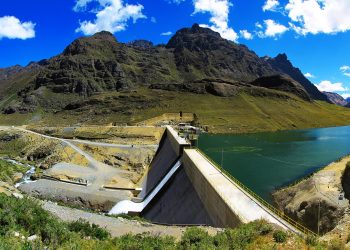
left=273, top=182, right=344, bottom=235
left=166, top=24, right=276, bottom=82
left=150, top=79, right=243, bottom=97
left=273, top=157, right=350, bottom=235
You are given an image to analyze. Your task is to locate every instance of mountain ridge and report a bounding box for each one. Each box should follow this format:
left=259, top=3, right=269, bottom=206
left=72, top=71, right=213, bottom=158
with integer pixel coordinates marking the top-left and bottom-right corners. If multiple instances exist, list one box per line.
left=0, top=24, right=334, bottom=117
left=323, top=91, right=348, bottom=106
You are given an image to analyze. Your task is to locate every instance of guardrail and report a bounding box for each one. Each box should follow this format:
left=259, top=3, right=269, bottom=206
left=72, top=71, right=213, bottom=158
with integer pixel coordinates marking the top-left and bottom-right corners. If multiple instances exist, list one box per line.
left=194, top=148, right=317, bottom=238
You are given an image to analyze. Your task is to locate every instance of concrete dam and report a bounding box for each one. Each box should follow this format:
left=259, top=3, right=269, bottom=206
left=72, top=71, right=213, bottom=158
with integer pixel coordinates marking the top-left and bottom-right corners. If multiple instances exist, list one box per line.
left=110, top=126, right=310, bottom=234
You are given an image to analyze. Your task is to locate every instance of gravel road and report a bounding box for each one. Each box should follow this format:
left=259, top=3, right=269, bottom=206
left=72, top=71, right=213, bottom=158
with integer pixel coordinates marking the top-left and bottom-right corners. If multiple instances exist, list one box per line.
left=42, top=201, right=221, bottom=239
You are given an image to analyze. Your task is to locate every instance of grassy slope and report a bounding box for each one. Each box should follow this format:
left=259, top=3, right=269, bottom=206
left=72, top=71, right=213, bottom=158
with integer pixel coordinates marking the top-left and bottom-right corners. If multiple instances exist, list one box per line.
left=0, top=87, right=349, bottom=134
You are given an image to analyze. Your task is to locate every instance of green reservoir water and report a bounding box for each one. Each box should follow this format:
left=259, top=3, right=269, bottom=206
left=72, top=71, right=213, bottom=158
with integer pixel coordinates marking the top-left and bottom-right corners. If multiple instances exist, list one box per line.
left=198, top=125, right=350, bottom=203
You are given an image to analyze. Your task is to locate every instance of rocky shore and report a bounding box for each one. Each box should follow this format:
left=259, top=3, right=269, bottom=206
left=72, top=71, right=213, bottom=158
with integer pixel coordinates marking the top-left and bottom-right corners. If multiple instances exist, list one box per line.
left=273, top=155, right=350, bottom=235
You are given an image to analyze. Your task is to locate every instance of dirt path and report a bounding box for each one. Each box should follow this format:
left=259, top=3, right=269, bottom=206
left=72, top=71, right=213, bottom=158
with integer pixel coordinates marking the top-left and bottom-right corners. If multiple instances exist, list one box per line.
left=42, top=201, right=221, bottom=239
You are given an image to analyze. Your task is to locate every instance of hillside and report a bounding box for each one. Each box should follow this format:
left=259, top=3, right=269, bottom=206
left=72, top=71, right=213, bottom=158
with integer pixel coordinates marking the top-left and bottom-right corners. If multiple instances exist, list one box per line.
left=0, top=24, right=349, bottom=133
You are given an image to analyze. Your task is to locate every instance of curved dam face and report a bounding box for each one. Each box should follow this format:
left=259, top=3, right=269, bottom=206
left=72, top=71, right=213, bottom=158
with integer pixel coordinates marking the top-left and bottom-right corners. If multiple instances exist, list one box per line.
left=110, top=126, right=301, bottom=233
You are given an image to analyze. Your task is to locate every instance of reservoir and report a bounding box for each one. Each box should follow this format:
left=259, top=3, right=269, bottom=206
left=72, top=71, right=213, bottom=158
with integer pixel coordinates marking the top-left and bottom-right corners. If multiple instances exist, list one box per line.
left=198, top=125, right=350, bottom=203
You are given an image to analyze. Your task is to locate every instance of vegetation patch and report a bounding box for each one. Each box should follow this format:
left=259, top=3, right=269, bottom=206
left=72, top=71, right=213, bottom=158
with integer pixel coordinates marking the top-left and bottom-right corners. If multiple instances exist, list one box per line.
left=0, top=194, right=333, bottom=249
left=0, top=159, right=29, bottom=184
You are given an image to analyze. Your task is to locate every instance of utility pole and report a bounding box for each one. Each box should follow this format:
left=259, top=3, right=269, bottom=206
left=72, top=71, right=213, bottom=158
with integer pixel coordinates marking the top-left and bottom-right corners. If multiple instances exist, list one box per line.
left=317, top=200, right=321, bottom=236
left=221, top=148, right=224, bottom=168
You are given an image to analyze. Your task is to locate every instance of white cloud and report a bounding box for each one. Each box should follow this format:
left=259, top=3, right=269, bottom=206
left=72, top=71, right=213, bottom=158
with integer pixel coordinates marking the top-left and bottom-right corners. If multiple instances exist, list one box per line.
left=314, top=80, right=347, bottom=92
left=285, top=0, right=350, bottom=35
left=263, top=0, right=280, bottom=12
left=239, top=30, right=253, bottom=40
left=341, top=93, right=350, bottom=99
left=257, top=19, right=289, bottom=38
left=74, top=0, right=146, bottom=35
left=192, top=0, right=238, bottom=42
left=167, top=0, right=185, bottom=4
left=150, top=17, right=157, bottom=23
left=340, top=65, right=350, bottom=77
left=304, top=72, right=315, bottom=78
left=161, top=31, right=173, bottom=36
left=340, top=66, right=350, bottom=72
left=0, top=16, right=35, bottom=40
left=73, top=0, right=93, bottom=12
left=255, top=22, right=263, bottom=29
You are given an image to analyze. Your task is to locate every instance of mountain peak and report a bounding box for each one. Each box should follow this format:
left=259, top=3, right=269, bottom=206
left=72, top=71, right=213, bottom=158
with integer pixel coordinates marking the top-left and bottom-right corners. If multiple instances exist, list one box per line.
left=63, top=30, right=118, bottom=56
left=266, top=53, right=329, bottom=101
left=275, top=53, right=288, bottom=61
left=91, top=31, right=117, bottom=41
left=166, top=23, right=222, bottom=49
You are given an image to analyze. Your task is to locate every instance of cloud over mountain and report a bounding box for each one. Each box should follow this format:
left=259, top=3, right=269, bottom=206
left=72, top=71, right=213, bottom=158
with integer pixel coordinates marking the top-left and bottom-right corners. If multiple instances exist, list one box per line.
left=74, top=0, right=146, bottom=35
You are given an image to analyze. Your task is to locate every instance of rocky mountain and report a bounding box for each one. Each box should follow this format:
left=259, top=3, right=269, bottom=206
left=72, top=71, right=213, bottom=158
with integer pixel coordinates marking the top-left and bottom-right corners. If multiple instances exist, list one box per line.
left=323, top=92, right=348, bottom=106
left=265, top=54, right=328, bottom=102
left=0, top=65, right=23, bottom=81
left=251, top=75, right=310, bottom=101
left=166, top=24, right=276, bottom=82
left=0, top=24, right=334, bottom=115
left=346, top=97, right=350, bottom=103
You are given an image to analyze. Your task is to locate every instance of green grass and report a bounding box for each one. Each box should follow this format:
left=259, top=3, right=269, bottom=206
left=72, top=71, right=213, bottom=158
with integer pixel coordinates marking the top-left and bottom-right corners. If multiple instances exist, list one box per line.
left=1, top=87, right=350, bottom=134
left=0, top=159, right=29, bottom=183
left=0, top=132, right=27, bottom=158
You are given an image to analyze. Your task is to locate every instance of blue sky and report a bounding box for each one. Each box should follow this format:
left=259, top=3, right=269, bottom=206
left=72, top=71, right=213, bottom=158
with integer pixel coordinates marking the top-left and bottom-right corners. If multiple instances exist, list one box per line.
left=0, top=0, right=350, bottom=98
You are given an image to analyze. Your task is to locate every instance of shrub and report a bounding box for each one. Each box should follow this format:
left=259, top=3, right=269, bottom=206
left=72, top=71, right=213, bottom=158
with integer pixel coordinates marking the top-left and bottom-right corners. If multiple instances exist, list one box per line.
left=328, top=239, right=346, bottom=250
left=273, top=230, right=288, bottom=243
left=0, top=194, right=72, bottom=245
left=179, top=227, right=214, bottom=249
left=68, top=219, right=110, bottom=240
left=112, top=233, right=176, bottom=250
left=306, top=235, right=318, bottom=246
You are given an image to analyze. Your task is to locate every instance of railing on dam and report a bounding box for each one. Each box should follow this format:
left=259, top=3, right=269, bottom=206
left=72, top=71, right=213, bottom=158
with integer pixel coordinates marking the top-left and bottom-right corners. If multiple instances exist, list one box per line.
left=194, top=148, right=317, bottom=238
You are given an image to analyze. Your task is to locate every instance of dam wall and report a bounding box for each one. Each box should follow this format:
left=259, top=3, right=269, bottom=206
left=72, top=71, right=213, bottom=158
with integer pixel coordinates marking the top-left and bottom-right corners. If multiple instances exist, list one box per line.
left=183, top=149, right=298, bottom=231
left=111, top=126, right=304, bottom=234
left=141, top=126, right=190, bottom=197
left=183, top=150, right=241, bottom=227
left=142, top=166, right=214, bottom=225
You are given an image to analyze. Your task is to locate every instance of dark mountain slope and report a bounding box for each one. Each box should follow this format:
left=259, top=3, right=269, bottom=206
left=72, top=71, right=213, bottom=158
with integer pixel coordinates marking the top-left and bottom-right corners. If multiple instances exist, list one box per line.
left=251, top=75, right=310, bottom=101
left=166, top=24, right=276, bottom=82
left=265, top=54, right=328, bottom=101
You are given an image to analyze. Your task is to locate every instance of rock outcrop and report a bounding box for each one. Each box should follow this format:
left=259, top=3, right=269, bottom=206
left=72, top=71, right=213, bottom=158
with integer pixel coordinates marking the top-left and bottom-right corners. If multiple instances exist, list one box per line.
left=273, top=156, right=350, bottom=235
left=251, top=75, right=311, bottom=101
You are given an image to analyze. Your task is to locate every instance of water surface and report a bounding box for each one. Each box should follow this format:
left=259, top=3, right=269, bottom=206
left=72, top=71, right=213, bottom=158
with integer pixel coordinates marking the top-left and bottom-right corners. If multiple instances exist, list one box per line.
left=198, top=126, right=350, bottom=203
